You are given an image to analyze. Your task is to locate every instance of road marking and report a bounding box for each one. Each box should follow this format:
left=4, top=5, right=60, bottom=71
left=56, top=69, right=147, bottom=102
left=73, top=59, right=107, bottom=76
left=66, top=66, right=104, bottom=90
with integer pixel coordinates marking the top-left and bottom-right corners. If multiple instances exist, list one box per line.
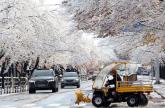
left=7, top=106, right=17, bottom=108
left=47, top=103, right=61, bottom=107
left=23, top=104, right=36, bottom=107
left=58, top=106, right=70, bottom=108
left=0, top=106, right=17, bottom=108
left=0, top=105, right=16, bottom=108
left=31, top=107, right=43, bottom=108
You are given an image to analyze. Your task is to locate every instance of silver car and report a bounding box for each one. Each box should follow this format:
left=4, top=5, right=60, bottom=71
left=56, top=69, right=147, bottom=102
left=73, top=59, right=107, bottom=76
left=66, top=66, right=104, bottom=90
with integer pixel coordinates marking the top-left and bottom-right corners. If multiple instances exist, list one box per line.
left=61, top=72, right=80, bottom=88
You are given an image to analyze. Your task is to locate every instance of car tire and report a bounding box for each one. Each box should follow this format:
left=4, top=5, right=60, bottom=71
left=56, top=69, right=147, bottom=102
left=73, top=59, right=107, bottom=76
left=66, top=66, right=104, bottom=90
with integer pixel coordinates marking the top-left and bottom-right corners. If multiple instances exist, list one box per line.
left=127, top=95, right=138, bottom=107
left=92, top=95, right=104, bottom=107
left=61, top=85, right=64, bottom=89
left=56, top=87, right=59, bottom=92
left=52, top=87, right=56, bottom=93
left=29, top=89, right=36, bottom=94
left=77, top=84, right=80, bottom=88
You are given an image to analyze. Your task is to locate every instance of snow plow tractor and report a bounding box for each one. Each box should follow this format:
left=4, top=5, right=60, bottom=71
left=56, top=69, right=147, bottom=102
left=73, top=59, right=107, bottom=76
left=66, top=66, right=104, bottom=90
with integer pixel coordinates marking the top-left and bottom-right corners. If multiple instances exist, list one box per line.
left=92, top=61, right=153, bottom=107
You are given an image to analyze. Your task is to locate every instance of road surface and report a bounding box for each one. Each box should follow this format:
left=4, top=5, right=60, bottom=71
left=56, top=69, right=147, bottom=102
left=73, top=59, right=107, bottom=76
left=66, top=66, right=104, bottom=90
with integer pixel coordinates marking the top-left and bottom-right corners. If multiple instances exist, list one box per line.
left=0, top=81, right=165, bottom=108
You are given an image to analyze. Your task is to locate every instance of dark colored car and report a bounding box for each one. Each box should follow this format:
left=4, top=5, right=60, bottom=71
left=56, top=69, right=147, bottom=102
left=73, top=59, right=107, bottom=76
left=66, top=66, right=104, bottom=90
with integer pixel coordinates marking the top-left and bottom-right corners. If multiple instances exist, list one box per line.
left=136, top=67, right=149, bottom=75
left=61, top=72, right=80, bottom=88
left=29, top=69, right=59, bottom=93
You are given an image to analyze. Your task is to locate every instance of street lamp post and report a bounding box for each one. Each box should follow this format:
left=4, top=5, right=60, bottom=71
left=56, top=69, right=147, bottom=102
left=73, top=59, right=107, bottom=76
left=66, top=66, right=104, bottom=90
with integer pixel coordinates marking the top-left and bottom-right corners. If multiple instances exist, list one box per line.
left=154, top=57, right=161, bottom=84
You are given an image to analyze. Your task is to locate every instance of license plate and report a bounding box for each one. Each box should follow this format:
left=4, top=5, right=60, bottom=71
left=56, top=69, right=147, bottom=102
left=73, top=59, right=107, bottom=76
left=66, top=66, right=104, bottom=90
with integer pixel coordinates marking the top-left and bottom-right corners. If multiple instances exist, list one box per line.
left=37, top=84, right=46, bottom=87
left=67, top=80, right=73, bottom=82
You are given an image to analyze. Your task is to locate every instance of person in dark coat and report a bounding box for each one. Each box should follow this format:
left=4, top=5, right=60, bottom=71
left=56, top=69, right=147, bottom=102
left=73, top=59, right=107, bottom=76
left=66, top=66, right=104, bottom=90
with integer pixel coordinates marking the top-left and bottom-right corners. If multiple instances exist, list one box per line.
left=66, top=65, right=74, bottom=72
left=105, top=69, right=122, bottom=88
left=105, top=69, right=122, bottom=98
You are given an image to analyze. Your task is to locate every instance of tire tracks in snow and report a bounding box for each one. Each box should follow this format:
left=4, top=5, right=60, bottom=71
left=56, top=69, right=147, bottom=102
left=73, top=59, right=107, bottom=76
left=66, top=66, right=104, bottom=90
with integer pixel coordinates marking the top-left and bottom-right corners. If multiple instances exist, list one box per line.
left=61, top=81, right=92, bottom=93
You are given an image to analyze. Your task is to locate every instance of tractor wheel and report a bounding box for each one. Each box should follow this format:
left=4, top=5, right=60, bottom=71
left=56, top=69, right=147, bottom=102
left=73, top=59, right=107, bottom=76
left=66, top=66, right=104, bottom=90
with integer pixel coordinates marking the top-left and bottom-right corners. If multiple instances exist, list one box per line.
left=127, top=95, right=138, bottom=107
left=92, top=95, right=104, bottom=107
left=103, top=101, right=111, bottom=107
left=139, top=94, right=148, bottom=106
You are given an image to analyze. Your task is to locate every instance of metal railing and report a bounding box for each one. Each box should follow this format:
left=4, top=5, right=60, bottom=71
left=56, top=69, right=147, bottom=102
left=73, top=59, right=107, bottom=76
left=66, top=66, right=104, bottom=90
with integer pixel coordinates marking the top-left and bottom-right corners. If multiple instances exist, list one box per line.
left=79, top=74, right=88, bottom=81
left=0, top=77, right=28, bottom=95
left=160, top=63, right=165, bottom=79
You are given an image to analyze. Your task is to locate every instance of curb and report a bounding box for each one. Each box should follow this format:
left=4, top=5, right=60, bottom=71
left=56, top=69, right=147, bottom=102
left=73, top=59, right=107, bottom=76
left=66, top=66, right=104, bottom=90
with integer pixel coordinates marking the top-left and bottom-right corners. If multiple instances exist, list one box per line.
left=0, top=93, right=20, bottom=97
left=154, top=89, right=165, bottom=99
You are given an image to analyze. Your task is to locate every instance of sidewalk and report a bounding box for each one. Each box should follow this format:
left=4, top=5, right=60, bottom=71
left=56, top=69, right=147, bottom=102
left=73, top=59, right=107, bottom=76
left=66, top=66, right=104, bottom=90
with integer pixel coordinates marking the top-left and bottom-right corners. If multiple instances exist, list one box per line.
left=153, top=79, right=165, bottom=99
left=137, top=75, right=165, bottom=99
left=0, top=88, right=27, bottom=97
left=0, top=89, right=22, bottom=97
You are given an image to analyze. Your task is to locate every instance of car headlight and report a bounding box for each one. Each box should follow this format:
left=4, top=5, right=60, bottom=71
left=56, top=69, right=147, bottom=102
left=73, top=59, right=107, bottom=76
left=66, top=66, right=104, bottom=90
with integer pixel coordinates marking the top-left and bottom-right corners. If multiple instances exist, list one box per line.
left=29, top=79, right=35, bottom=82
left=48, top=79, right=54, bottom=82
left=75, top=79, right=79, bottom=81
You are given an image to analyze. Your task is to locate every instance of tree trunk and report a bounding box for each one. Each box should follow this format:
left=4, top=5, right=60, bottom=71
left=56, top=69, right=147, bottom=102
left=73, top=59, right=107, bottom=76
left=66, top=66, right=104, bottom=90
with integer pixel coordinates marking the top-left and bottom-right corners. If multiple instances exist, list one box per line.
left=31, top=56, right=40, bottom=75
left=0, top=49, right=5, bottom=60
left=155, top=58, right=160, bottom=84
left=1, top=62, right=6, bottom=89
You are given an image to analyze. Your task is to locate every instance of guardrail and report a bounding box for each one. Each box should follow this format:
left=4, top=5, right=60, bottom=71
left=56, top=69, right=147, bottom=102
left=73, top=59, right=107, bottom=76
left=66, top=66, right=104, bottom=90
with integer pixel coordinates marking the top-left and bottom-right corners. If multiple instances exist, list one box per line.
left=0, top=77, right=28, bottom=95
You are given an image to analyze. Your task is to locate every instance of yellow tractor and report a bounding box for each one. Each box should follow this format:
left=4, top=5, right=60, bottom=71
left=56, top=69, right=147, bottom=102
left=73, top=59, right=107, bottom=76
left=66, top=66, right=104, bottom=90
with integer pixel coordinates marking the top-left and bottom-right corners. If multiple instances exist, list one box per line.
left=91, top=61, right=153, bottom=107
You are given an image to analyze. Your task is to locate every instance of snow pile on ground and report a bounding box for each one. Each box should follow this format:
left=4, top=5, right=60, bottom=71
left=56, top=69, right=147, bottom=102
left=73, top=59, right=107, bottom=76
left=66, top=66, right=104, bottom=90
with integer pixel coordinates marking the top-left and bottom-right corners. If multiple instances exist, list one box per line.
left=153, top=79, right=165, bottom=98
left=138, top=75, right=165, bottom=99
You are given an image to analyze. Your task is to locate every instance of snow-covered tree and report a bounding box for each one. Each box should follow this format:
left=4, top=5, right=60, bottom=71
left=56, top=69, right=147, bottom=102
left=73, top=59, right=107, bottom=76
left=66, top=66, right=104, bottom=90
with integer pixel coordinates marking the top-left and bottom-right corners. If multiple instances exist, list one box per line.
left=0, top=0, right=107, bottom=70
left=66, top=0, right=165, bottom=64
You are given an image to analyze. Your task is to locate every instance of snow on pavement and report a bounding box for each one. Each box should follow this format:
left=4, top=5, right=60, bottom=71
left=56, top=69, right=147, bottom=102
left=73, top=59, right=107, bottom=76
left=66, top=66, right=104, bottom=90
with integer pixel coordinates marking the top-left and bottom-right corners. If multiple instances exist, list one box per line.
left=152, top=79, right=165, bottom=99
left=0, top=81, right=94, bottom=108
left=0, top=80, right=165, bottom=108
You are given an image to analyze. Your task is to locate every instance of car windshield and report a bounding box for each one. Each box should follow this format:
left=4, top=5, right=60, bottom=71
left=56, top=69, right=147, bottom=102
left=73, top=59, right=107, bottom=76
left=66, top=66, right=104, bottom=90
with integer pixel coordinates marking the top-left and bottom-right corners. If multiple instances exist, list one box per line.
left=63, top=72, right=78, bottom=77
left=32, top=70, right=54, bottom=77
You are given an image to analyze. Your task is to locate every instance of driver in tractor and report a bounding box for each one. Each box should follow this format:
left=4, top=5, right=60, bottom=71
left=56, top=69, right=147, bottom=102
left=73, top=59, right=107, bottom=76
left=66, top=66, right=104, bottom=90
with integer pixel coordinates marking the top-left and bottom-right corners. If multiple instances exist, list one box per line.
left=105, top=69, right=122, bottom=97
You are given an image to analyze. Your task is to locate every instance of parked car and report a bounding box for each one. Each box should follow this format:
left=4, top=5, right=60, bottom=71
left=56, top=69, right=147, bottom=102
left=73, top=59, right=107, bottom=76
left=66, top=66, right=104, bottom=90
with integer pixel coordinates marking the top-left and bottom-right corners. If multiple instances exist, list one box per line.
left=136, top=67, right=149, bottom=75
left=28, top=69, right=59, bottom=93
left=88, top=74, right=97, bottom=81
left=61, top=72, right=80, bottom=88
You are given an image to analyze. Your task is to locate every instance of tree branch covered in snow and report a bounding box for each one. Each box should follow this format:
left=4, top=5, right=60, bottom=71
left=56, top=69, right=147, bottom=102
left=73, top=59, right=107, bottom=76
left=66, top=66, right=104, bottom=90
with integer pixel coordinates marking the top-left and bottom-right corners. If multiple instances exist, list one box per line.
left=66, top=0, right=165, bottom=64
left=0, top=0, right=106, bottom=67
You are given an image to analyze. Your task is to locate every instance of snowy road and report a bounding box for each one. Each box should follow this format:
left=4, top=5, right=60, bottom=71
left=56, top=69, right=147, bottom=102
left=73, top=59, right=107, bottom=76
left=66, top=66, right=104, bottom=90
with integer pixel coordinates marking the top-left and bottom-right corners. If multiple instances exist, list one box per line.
left=0, top=81, right=165, bottom=108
